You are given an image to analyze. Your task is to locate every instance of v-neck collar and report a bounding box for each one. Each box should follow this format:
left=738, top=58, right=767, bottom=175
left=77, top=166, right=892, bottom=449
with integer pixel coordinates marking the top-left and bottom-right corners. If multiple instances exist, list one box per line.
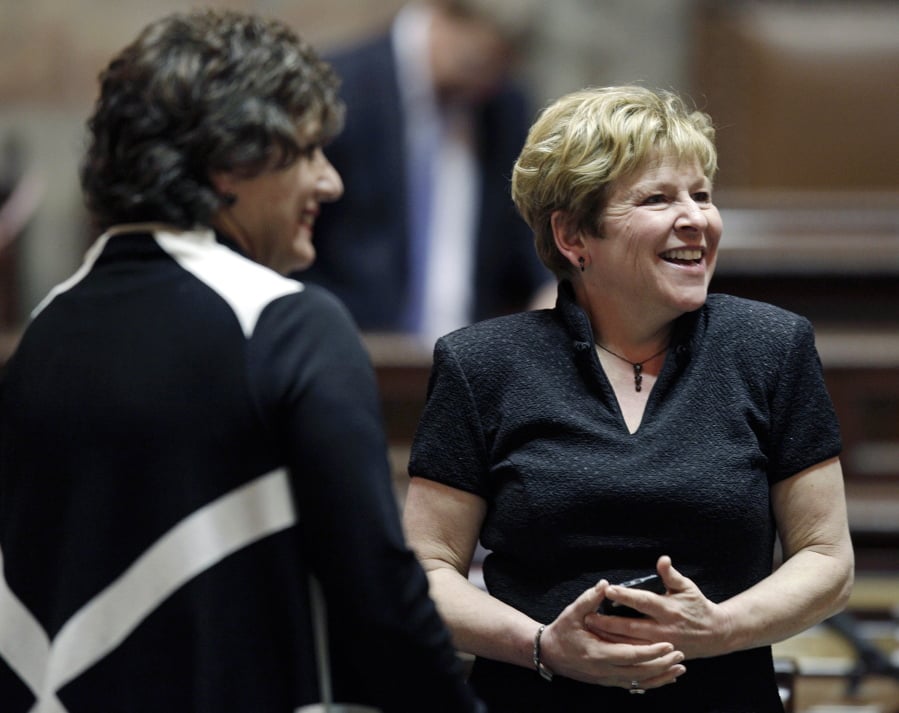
left=554, top=280, right=701, bottom=434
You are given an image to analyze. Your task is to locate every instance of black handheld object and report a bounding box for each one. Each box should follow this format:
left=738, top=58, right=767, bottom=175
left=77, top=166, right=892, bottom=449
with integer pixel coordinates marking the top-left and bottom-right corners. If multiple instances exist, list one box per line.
left=598, top=573, right=666, bottom=618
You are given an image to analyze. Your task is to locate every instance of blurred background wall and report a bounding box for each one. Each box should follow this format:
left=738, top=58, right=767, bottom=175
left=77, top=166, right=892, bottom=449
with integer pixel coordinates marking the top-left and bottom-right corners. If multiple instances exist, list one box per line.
left=3, top=0, right=898, bottom=319
left=0, top=0, right=701, bottom=314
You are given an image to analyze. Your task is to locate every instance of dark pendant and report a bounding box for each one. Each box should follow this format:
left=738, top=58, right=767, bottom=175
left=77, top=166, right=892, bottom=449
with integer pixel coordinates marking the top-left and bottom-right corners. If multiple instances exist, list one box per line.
left=633, top=364, right=643, bottom=392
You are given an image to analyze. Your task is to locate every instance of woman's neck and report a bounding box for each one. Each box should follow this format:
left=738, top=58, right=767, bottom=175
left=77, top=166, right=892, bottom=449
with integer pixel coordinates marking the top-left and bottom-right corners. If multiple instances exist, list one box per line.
left=580, top=293, right=674, bottom=362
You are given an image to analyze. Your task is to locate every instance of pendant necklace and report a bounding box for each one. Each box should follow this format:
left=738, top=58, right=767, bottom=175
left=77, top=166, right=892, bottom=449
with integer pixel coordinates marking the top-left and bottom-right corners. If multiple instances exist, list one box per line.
left=595, top=342, right=669, bottom=392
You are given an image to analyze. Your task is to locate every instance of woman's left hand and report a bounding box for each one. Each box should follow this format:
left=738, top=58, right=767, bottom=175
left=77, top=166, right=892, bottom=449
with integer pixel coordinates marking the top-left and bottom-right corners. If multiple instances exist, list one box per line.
left=584, top=555, right=734, bottom=660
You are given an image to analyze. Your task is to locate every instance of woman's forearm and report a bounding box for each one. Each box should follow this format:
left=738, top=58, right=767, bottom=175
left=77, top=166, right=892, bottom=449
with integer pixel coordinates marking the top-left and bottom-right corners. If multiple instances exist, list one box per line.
left=715, top=542, right=854, bottom=656
left=423, top=564, right=540, bottom=668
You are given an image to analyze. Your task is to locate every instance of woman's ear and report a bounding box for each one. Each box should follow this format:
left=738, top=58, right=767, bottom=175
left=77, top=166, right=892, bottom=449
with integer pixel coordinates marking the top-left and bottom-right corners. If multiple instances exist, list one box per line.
left=209, top=171, right=232, bottom=195
left=209, top=172, right=238, bottom=206
left=551, top=210, right=586, bottom=272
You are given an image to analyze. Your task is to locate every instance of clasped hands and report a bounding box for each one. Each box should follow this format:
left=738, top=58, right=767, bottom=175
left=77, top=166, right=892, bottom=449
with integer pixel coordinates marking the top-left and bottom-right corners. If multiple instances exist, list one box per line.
left=535, top=555, right=731, bottom=692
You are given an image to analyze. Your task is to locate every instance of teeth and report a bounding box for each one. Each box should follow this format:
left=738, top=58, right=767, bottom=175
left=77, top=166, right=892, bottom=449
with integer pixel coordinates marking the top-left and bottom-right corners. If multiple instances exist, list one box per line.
left=662, top=248, right=702, bottom=261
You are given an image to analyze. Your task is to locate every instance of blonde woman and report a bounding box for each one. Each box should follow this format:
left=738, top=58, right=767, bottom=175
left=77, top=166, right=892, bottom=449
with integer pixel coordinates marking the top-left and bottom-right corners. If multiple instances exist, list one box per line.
left=403, top=86, right=853, bottom=712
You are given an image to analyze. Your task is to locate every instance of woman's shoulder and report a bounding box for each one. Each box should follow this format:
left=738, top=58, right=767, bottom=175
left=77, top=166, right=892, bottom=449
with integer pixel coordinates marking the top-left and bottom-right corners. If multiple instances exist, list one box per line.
left=705, top=293, right=811, bottom=332
left=263, top=279, right=359, bottom=334
left=438, top=309, right=560, bottom=355
left=702, top=293, right=815, bottom=357
left=250, top=280, right=363, bottom=363
left=432, top=311, right=570, bottom=380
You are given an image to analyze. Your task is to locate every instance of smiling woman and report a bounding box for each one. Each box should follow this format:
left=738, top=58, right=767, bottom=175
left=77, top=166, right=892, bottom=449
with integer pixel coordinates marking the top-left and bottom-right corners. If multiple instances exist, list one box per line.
left=79, top=11, right=345, bottom=240
left=209, top=122, right=343, bottom=274
left=590, top=154, right=722, bottom=327
left=0, top=9, right=485, bottom=713
left=400, top=85, right=854, bottom=712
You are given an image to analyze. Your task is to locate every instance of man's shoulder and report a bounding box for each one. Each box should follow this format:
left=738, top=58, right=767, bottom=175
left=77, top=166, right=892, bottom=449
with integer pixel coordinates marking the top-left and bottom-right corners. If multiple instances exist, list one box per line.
left=325, top=33, right=394, bottom=82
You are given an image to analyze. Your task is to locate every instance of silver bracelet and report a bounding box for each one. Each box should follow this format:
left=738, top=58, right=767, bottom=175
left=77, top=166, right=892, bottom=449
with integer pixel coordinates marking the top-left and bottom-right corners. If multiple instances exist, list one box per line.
left=533, top=624, right=554, bottom=681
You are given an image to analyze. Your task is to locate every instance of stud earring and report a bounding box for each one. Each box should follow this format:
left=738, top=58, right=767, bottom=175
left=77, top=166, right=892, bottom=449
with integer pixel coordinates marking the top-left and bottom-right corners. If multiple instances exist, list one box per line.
left=578, top=256, right=585, bottom=272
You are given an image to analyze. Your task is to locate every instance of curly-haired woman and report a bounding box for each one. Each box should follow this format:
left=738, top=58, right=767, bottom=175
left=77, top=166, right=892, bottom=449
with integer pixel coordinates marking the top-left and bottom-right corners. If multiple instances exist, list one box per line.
left=0, top=10, right=483, bottom=713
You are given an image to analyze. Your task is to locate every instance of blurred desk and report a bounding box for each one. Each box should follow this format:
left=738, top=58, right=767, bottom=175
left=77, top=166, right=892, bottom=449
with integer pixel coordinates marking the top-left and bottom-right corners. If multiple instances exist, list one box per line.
left=363, top=332, right=432, bottom=443
left=714, top=198, right=899, bottom=325
left=363, top=333, right=432, bottom=507
left=815, top=328, right=899, bottom=571
left=718, top=202, right=899, bottom=275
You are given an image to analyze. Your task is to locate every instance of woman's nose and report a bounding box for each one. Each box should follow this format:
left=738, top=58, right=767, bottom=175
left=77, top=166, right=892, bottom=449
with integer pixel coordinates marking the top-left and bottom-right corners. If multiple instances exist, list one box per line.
left=317, top=155, right=343, bottom=202
left=675, top=198, right=708, bottom=231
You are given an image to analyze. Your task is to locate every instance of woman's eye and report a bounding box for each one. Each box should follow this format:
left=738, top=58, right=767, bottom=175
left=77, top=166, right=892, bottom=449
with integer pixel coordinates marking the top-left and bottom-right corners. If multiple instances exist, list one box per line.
left=642, top=194, right=668, bottom=205
left=299, top=144, right=321, bottom=160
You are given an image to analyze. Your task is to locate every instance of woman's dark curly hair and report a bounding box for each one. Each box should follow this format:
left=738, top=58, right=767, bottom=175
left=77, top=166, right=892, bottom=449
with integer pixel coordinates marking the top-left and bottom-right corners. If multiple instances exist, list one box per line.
left=80, top=9, right=344, bottom=230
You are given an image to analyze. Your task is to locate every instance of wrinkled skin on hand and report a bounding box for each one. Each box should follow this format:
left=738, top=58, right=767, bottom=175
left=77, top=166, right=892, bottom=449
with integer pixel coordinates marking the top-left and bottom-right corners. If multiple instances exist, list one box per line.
left=538, top=574, right=687, bottom=691
left=585, top=555, right=734, bottom=660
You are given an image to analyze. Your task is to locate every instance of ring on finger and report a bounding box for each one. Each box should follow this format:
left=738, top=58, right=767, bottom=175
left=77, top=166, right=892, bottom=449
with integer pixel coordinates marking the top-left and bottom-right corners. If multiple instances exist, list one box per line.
left=630, top=680, right=646, bottom=695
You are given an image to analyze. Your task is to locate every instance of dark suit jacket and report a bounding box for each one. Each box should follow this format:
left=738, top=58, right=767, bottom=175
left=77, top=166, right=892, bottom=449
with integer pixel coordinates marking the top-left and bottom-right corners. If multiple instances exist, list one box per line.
left=300, top=33, right=550, bottom=332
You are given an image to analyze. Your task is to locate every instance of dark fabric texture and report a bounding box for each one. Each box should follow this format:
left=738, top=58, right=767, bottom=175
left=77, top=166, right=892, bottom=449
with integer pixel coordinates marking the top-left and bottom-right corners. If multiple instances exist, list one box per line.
left=409, top=281, right=841, bottom=712
left=0, top=229, right=483, bottom=713
left=299, top=32, right=550, bottom=330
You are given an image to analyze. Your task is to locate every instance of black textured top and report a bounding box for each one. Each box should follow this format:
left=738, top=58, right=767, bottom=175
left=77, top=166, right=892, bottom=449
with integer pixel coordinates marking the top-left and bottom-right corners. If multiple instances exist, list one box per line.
left=410, top=281, right=841, bottom=712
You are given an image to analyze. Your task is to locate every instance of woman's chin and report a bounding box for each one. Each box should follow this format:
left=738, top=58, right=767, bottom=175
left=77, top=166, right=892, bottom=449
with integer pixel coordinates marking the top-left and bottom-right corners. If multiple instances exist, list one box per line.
left=285, top=240, right=316, bottom=274
left=670, top=287, right=710, bottom=314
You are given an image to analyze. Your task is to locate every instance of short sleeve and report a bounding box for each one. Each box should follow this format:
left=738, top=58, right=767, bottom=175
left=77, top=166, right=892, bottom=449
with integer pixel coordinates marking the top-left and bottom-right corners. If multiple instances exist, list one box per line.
left=408, top=337, right=491, bottom=498
left=766, top=316, right=842, bottom=482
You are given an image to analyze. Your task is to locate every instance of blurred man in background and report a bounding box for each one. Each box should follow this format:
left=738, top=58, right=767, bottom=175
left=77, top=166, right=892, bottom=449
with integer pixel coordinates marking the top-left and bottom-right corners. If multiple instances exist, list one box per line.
left=299, top=0, right=551, bottom=344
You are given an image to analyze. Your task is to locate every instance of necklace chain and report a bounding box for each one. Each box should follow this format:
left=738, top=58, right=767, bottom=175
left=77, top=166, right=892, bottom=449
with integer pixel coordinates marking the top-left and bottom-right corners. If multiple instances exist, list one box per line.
left=595, top=342, right=669, bottom=392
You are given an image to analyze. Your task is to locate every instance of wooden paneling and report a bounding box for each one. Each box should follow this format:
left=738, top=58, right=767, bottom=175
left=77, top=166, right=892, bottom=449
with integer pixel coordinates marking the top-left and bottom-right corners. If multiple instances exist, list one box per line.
left=692, top=1, right=899, bottom=192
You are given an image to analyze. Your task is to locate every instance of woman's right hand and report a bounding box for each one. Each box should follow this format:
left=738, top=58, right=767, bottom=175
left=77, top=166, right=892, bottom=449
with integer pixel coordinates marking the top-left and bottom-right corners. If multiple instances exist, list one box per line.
left=538, top=580, right=686, bottom=692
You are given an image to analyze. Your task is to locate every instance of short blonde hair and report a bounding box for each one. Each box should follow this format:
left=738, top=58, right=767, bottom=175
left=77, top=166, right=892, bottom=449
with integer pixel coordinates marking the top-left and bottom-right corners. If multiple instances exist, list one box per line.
left=511, top=86, right=718, bottom=277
